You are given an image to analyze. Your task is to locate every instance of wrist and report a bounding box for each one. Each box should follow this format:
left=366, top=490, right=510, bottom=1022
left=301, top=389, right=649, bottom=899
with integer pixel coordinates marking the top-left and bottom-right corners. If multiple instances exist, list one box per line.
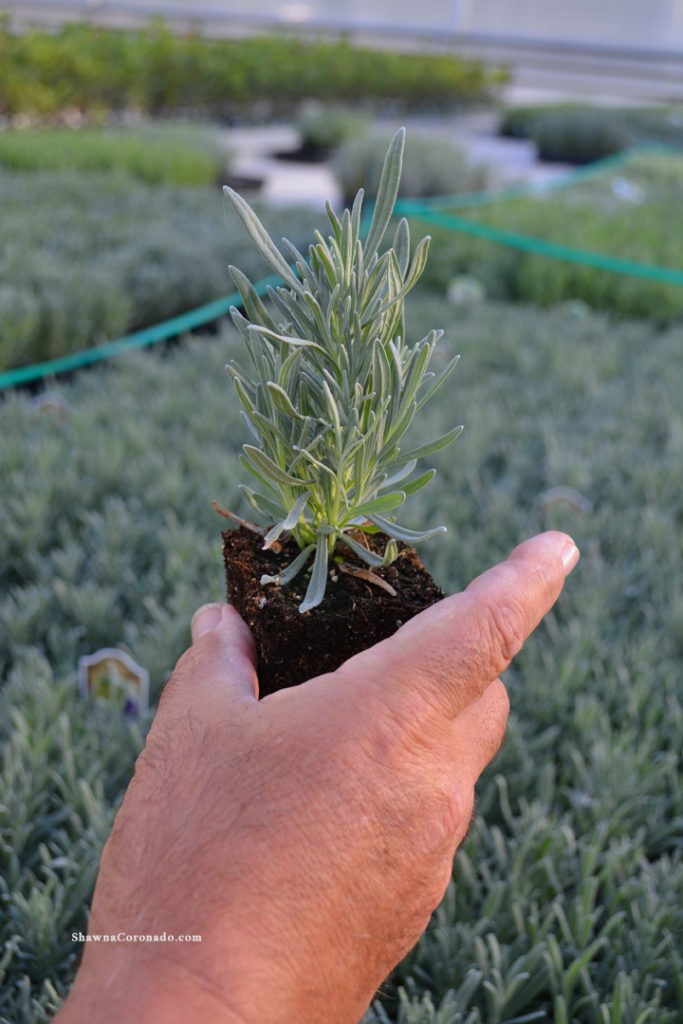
left=53, top=951, right=247, bottom=1024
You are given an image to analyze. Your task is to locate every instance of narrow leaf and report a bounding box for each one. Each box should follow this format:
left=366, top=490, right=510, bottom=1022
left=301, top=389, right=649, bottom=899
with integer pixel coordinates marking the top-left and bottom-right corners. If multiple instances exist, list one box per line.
left=372, top=338, right=390, bottom=407
left=249, top=324, right=328, bottom=357
left=261, top=543, right=315, bottom=586
left=389, top=424, right=463, bottom=465
left=312, top=232, right=337, bottom=285
left=416, top=353, right=460, bottom=411
left=388, top=338, right=404, bottom=394
left=402, top=234, right=431, bottom=293
left=322, top=379, right=342, bottom=436
left=338, top=531, right=385, bottom=567
left=392, top=217, right=411, bottom=276
left=341, top=207, right=353, bottom=278
left=239, top=409, right=260, bottom=443
left=228, top=368, right=256, bottom=415
left=380, top=459, right=417, bottom=489
left=325, top=199, right=342, bottom=243
left=292, top=445, right=337, bottom=480
left=278, top=348, right=302, bottom=394
left=345, top=490, right=406, bottom=519
left=266, top=381, right=302, bottom=419
left=248, top=409, right=289, bottom=448
left=299, top=533, right=331, bottom=612
left=238, top=454, right=282, bottom=498
left=262, top=491, right=312, bottom=549
left=385, top=398, right=417, bottom=449
left=364, top=127, right=405, bottom=259
left=280, top=238, right=318, bottom=292
left=280, top=490, right=312, bottom=529
left=228, top=265, right=277, bottom=328
left=367, top=515, right=447, bottom=543
left=367, top=239, right=429, bottom=323
left=381, top=538, right=399, bottom=565
left=243, top=444, right=310, bottom=487
left=351, top=187, right=364, bottom=242
left=224, top=186, right=302, bottom=292
left=401, top=468, right=436, bottom=495
left=240, top=485, right=286, bottom=521
left=397, top=339, right=433, bottom=412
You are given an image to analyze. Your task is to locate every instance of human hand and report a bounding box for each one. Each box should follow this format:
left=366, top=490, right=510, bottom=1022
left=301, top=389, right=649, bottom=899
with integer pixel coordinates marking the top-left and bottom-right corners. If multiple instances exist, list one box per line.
left=55, top=531, right=579, bottom=1024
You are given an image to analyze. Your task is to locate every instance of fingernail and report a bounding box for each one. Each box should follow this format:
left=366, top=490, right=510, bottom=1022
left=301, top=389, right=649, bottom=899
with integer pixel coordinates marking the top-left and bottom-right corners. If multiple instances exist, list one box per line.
left=191, top=603, right=223, bottom=641
left=561, top=541, right=580, bottom=575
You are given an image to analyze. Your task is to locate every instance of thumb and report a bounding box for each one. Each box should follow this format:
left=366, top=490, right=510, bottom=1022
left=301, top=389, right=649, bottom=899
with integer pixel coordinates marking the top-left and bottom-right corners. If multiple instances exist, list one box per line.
left=338, top=531, right=579, bottom=727
left=158, top=603, right=259, bottom=724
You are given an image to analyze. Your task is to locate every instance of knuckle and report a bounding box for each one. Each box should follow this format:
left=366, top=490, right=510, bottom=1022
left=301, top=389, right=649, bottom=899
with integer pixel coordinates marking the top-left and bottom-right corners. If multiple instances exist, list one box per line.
left=442, top=784, right=475, bottom=843
left=417, top=647, right=462, bottom=703
left=475, top=681, right=510, bottom=755
left=397, top=785, right=472, bottom=916
left=420, top=859, right=454, bottom=918
left=494, top=680, right=511, bottom=726
left=411, top=779, right=474, bottom=864
left=481, top=598, right=526, bottom=668
left=359, top=685, right=434, bottom=764
left=157, top=647, right=196, bottom=709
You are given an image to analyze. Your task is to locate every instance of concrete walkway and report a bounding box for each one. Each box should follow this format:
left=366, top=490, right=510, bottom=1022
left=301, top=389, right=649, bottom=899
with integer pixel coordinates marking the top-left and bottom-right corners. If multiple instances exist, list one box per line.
left=226, top=124, right=341, bottom=208
left=224, top=111, right=572, bottom=210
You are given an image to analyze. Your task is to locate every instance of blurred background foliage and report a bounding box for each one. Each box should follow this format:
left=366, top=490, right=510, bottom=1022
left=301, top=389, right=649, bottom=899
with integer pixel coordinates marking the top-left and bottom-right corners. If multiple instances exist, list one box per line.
left=0, top=18, right=502, bottom=122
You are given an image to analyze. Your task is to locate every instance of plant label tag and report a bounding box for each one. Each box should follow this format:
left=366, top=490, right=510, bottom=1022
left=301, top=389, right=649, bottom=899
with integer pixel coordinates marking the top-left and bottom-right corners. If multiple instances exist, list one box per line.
left=78, top=648, right=149, bottom=717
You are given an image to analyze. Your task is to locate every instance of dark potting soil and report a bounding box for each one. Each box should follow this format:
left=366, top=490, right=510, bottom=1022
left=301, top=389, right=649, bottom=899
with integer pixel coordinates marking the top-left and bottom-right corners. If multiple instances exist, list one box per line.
left=222, top=525, right=445, bottom=698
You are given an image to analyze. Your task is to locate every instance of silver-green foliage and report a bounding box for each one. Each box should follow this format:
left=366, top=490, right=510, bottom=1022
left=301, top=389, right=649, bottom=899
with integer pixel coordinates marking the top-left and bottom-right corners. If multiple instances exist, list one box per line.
left=1, top=302, right=682, bottom=1021
left=333, top=129, right=490, bottom=204
left=0, top=170, right=323, bottom=372
left=224, top=129, right=462, bottom=611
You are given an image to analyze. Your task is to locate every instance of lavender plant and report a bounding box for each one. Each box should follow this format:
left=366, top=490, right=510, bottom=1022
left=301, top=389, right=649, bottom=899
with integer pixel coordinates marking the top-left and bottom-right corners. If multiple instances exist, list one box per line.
left=223, top=128, right=462, bottom=612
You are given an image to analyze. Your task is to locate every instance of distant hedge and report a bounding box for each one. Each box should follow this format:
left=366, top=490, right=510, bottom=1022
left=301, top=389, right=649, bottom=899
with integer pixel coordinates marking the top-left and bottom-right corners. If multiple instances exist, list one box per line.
left=499, top=103, right=683, bottom=164
left=0, top=19, right=505, bottom=121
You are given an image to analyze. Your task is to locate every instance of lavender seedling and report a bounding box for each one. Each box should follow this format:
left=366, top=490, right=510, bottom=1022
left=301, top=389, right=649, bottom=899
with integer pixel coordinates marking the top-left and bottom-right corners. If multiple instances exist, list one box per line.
left=223, top=128, right=461, bottom=612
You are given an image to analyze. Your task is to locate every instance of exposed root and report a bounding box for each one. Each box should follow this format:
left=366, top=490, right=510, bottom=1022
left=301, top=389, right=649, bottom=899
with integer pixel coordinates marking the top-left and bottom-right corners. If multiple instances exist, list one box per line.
left=337, top=563, right=397, bottom=597
left=348, top=527, right=372, bottom=549
left=211, top=501, right=264, bottom=536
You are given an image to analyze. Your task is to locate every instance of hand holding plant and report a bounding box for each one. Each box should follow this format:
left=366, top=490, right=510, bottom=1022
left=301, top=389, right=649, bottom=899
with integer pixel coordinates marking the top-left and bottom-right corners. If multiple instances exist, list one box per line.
left=54, top=534, right=578, bottom=1024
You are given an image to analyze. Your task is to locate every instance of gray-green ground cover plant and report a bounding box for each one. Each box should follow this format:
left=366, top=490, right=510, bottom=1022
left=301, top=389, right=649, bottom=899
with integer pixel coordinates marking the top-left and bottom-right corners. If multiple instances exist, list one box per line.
left=499, top=102, right=683, bottom=163
left=1, top=296, right=681, bottom=1022
left=0, top=171, right=323, bottom=371
left=334, top=130, right=491, bottom=206
left=418, top=149, right=683, bottom=326
left=223, top=129, right=461, bottom=611
left=294, top=103, right=370, bottom=158
left=0, top=123, right=229, bottom=186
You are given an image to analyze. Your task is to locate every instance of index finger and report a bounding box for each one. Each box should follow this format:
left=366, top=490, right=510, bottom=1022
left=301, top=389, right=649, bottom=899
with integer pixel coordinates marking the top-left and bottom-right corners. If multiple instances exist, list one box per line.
left=339, top=531, right=579, bottom=723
